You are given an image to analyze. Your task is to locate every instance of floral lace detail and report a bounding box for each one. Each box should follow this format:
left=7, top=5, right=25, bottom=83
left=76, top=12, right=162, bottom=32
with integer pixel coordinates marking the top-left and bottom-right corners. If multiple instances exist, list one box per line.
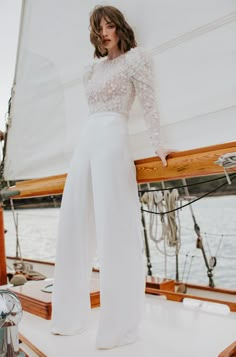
left=83, top=47, right=161, bottom=149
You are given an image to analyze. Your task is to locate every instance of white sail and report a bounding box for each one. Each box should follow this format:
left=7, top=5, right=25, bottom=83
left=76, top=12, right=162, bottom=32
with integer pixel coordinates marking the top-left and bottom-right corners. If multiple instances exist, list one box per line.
left=4, top=0, right=236, bottom=180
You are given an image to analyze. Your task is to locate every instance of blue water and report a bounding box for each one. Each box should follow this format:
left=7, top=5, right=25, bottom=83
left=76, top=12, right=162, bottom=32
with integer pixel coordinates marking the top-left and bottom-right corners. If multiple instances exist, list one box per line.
left=3, top=196, right=236, bottom=289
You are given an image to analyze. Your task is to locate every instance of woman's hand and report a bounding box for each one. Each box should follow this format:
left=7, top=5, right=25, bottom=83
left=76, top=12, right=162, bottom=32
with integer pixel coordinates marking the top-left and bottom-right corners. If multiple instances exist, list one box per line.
left=155, top=146, right=173, bottom=167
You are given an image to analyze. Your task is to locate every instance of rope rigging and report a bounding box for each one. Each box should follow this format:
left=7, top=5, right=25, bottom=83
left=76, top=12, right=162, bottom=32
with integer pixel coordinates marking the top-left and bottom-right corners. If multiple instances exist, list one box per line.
left=138, top=173, right=236, bottom=194
left=140, top=169, right=236, bottom=287
left=140, top=174, right=236, bottom=215
left=140, top=187, right=181, bottom=255
left=140, top=183, right=181, bottom=279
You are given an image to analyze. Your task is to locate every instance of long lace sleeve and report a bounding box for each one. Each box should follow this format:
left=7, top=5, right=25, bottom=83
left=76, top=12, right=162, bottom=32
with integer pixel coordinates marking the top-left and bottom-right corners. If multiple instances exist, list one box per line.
left=127, top=47, right=162, bottom=151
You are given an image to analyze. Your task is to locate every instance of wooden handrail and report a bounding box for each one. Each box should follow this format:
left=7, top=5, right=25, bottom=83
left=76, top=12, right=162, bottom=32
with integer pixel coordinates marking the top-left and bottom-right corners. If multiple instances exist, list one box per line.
left=136, top=141, right=236, bottom=183
left=218, top=341, right=236, bottom=357
left=6, top=141, right=236, bottom=198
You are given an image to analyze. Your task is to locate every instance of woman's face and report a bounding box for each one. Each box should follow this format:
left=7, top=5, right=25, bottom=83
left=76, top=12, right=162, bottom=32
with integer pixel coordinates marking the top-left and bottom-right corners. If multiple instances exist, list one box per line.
left=99, top=17, right=119, bottom=51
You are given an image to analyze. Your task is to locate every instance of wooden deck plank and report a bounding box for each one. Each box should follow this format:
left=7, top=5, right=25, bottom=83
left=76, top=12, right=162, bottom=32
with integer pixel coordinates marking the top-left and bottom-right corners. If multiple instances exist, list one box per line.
left=19, top=334, right=47, bottom=357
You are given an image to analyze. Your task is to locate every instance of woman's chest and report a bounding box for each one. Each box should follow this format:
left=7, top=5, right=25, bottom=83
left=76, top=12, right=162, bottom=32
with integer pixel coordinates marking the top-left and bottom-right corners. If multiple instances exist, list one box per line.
left=86, top=61, right=132, bottom=98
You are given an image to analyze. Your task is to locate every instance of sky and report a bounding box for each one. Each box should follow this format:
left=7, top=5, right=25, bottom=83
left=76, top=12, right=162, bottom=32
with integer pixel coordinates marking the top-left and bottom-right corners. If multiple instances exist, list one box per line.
left=0, top=1, right=22, bottom=130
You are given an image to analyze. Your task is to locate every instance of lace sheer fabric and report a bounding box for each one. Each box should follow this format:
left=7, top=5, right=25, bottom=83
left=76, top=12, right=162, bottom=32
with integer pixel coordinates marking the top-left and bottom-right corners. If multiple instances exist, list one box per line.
left=84, top=47, right=161, bottom=150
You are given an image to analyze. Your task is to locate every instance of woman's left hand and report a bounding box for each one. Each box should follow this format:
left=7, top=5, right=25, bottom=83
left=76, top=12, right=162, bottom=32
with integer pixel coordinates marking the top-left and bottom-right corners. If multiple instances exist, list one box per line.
left=155, top=146, right=173, bottom=167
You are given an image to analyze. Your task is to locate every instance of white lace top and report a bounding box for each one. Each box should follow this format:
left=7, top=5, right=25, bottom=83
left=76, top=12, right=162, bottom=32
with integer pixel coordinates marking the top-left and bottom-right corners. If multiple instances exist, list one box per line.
left=83, top=47, right=161, bottom=149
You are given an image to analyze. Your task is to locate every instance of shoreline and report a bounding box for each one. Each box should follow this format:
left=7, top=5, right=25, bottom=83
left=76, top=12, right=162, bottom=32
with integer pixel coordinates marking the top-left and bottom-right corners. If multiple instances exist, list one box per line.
left=3, top=191, right=236, bottom=210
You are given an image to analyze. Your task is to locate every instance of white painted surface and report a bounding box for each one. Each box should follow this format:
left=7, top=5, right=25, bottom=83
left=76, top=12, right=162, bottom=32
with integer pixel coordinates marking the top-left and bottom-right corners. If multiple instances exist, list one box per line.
left=18, top=295, right=236, bottom=357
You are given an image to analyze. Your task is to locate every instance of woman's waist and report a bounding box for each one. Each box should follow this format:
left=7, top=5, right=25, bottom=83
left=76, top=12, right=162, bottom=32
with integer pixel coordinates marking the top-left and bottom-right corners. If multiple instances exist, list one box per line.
left=88, top=111, right=128, bottom=121
left=83, top=111, right=129, bottom=135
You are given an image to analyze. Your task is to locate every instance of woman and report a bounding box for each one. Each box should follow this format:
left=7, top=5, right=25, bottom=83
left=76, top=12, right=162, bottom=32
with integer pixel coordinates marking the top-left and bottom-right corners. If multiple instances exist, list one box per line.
left=51, top=5, right=169, bottom=349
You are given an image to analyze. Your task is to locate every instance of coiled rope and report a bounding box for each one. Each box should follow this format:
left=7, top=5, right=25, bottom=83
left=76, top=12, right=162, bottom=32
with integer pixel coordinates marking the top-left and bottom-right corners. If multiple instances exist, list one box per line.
left=140, top=187, right=181, bottom=257
left=141, top=174, right=236, bottom=216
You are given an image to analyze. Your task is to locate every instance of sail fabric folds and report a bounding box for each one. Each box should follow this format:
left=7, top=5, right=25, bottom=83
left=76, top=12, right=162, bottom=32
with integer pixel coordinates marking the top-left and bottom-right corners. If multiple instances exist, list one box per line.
left=4, top=0, right=236, bottom=179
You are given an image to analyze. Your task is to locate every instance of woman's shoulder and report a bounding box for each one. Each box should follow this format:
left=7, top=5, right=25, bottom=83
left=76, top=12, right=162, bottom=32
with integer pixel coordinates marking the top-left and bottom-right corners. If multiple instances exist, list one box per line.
left=126, top=46, right=151, bottom=60
left=125, top=46, right=153, bottom=73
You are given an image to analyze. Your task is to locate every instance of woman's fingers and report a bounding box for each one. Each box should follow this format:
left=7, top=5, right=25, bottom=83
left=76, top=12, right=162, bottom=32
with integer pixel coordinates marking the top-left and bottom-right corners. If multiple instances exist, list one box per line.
left=155, top=147, right=172, bottom=167
left=156, top=147, right=179, bottom=167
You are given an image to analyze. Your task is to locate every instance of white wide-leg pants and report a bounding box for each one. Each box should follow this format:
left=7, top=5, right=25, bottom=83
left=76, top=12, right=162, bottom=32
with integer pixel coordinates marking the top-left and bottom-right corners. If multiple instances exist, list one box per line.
left=51, top=112, right=145, bottom=348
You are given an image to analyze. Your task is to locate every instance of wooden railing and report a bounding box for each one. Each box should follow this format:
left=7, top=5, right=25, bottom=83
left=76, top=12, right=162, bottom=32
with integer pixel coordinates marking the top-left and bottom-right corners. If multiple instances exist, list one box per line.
left=218, top=341, right=236, bottom=357
left=6, top=141, right=236, bottom=198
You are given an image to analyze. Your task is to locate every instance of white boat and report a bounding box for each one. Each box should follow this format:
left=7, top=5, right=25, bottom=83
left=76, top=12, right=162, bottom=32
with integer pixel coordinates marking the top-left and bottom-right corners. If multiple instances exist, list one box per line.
left=1, top=1, right=236, bottom=356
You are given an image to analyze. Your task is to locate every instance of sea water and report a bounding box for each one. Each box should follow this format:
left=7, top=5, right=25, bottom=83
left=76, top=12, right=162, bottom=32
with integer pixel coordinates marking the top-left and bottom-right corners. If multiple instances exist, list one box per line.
left=3, top=196, right=236, bottom=289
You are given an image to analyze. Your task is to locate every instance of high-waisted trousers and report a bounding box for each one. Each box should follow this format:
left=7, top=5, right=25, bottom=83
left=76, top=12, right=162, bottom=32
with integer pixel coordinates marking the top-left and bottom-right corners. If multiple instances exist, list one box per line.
left=51, top=112, right=145, bottom=349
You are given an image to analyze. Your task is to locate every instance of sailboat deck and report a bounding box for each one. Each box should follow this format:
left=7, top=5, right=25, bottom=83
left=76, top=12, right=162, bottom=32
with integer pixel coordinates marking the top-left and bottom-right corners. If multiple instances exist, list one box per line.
left=18, top=293, right=236, bottom=357
left=2, top=270, right=236, bottom=355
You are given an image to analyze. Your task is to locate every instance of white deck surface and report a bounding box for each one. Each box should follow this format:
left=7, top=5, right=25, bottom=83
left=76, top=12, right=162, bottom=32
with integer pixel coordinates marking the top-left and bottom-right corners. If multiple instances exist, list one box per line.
left=19, top=295, right=236, bottom=357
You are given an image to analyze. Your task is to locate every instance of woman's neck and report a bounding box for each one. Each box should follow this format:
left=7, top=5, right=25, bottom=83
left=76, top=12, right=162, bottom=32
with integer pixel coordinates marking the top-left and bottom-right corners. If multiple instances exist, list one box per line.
left=107, top=47, right=122, bottom=60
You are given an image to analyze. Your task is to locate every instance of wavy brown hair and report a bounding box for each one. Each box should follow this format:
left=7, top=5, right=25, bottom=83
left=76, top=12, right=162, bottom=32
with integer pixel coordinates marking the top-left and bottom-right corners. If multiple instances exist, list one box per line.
left=89, top=6, right=137, bottom=58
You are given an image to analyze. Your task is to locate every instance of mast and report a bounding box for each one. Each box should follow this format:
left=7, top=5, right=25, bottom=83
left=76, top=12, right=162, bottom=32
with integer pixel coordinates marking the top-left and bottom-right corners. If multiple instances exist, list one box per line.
left=0, top=1, right=26, bottom=285
left=0, top=205, right=7, bottom=285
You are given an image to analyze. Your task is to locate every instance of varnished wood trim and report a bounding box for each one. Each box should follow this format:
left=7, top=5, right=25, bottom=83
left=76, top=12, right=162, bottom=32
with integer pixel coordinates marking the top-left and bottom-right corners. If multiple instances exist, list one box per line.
left=19, top=333, right=47, bottom=357
left=218, top=341, right=236, bottom=357
left=9, top=174, right=66, bottom=198
left=135, top=142, right=236, bottom=164
left=136, top=142, right=236, bottom=183
left=19, top=348, right=29, bottom=357
left=7, top=141, right=236, bottom=198
left=145, top=287, right=236, bottom=312
left=11, top=285, right=100, bottom=320
left=182, top=282, right=236, bottom=295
